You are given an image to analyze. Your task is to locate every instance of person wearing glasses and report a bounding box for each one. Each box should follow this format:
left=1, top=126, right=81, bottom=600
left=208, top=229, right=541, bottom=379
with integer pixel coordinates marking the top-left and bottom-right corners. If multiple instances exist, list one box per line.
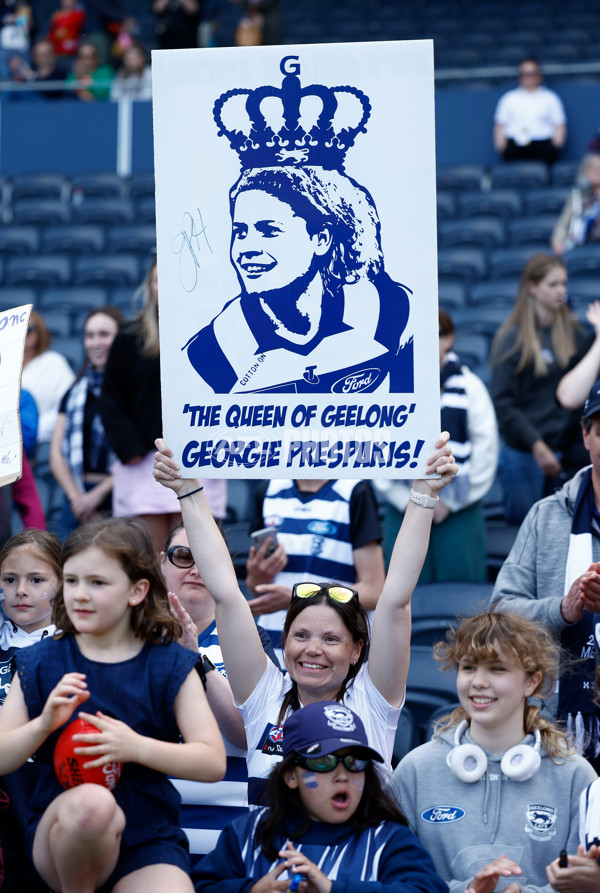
left=153, top=433, right=457, bottom=803
left=493, top=57, right=566, bottom=165
left=160, top=521, right=279, bottom=860
left=193, top=701, right=448, bottom=893
left=245, top=477, right=385, bottom=658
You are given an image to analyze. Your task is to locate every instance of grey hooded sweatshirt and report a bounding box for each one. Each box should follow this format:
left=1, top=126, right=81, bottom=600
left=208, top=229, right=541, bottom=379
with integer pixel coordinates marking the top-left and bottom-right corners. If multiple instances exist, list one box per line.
left=389, top=725, right=596, bottom=893
left=490, top=466, right=600, bottom=720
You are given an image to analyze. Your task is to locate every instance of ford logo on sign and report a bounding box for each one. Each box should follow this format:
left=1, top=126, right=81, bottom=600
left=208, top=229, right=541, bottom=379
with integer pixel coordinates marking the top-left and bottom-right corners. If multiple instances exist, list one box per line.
left=332, top=368, right=381, bottom=394
left=421, top=806, right=466, bottom=824
left=307, top=521, right=336, bottom=536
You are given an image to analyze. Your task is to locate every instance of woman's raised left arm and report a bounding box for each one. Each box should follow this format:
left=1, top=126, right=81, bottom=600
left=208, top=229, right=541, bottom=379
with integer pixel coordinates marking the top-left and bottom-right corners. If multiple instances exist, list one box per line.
left=367, top=433, right=457, bottom=707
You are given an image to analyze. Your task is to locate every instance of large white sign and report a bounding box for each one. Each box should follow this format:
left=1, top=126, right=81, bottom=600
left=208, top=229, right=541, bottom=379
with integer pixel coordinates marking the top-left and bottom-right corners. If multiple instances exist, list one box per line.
left=153, top=40, right=439, bottom=478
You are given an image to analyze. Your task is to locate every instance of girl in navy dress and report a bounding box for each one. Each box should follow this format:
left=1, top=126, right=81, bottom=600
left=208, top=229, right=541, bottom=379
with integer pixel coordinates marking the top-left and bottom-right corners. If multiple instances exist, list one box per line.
left=0, top=518, right=226, bottom=893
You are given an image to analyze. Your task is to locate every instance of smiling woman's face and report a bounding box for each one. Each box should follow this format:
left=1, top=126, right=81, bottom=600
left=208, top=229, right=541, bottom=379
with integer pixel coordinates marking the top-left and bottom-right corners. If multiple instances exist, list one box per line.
left=230, top=189, right=328, bottom=296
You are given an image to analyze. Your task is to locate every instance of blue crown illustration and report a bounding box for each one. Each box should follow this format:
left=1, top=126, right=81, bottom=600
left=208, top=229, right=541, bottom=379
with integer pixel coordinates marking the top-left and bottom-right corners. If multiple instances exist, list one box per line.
left=213, top=56, right=371, bottom=172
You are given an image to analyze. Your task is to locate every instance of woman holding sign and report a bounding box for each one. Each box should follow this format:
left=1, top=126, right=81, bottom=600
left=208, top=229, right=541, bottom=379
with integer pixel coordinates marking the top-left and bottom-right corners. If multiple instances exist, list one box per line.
left=153, top=434, right=457, bottom=803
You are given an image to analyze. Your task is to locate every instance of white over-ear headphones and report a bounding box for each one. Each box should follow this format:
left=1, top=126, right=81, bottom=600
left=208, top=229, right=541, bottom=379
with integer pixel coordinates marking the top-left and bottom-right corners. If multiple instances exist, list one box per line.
left=446, top=720, right=541, bottom=783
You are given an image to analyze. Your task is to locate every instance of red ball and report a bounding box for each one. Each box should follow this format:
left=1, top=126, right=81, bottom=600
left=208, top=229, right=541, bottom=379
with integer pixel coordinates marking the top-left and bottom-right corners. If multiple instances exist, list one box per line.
left=53, top=718, right=122, bottom=791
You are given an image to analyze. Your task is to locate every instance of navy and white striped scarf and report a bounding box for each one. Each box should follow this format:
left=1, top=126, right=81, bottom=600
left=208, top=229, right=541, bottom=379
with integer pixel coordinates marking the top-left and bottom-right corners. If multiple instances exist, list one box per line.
left=440, top=351, right=471, bottom=505
left=62, top=367, right=114, bottom=491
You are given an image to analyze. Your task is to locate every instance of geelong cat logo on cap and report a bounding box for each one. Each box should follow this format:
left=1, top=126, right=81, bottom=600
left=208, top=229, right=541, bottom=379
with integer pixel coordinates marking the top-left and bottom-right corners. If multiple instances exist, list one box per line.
left=324, top=704, right=356, bottom=732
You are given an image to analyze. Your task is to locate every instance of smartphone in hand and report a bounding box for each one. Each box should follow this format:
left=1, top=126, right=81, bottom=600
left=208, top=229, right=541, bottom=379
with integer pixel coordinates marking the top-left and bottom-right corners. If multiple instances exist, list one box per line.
left=250, top=526, right=279, bottom=558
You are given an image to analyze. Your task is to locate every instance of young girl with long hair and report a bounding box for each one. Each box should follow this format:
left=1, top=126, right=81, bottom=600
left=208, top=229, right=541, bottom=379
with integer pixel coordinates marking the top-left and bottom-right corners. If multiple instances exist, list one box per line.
left=490, top=253, right=594, bottom=524
left=0, top=529, right=61, bottom=691
left=0, top=518, right=226, bottom=893
left=194, top=700, right=449, bottom=893
left=0, top=529, right=61, bottom=892
left=390, top=612, right=596, bottom=893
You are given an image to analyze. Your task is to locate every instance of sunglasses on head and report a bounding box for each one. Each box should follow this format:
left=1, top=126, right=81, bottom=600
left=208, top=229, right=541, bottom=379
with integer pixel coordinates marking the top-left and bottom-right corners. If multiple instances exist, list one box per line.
left=166, top=545, right=195, bottom=568
left=292, top=582, right=358, bottom=605
left=295, top=753, right=369, bottom=774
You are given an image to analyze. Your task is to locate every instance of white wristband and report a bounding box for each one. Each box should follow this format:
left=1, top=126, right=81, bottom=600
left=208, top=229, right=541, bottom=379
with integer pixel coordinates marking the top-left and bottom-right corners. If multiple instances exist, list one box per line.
left=409, top=488, right=439, bottom=509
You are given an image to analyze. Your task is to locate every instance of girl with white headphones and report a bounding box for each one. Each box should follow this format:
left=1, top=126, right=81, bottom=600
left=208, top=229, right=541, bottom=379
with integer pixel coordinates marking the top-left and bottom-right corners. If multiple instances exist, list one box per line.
left=389, top=611, right=597, bottom=893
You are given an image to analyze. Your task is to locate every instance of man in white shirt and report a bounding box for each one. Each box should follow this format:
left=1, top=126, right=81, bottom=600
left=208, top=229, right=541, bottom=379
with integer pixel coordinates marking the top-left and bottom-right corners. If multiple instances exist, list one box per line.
left=493, top=57, right=566, bottom=164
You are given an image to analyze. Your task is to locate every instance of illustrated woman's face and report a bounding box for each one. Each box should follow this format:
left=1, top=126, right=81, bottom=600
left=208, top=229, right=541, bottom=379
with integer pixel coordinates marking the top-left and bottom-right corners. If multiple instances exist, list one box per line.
left=1, top=545, right=57, bottom=632
left=528, top=265, right=567, bottom=313
left=84, top=312, right=119, bottom=371
left=230, top=189, right=330, bottom=296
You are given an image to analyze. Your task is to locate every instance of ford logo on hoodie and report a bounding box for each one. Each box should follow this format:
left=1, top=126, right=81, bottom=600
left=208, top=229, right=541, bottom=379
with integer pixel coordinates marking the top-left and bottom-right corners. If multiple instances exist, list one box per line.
left=421, top=806, right=466, bottom=823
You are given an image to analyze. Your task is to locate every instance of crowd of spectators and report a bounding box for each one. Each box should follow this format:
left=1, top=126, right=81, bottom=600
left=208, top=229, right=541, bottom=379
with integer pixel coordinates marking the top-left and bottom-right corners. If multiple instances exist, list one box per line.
left=3, top=4, right=600, bottom=891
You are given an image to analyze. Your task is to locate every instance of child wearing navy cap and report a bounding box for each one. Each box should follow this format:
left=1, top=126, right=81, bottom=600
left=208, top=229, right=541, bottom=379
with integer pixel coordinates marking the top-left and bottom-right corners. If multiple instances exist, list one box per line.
left=193, top=701, right=448, bottom=893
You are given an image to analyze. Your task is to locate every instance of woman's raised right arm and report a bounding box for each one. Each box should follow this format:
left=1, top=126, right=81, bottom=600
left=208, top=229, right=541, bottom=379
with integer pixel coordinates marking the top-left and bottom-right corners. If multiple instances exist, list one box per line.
left=153, top=439, right=268, bottom=704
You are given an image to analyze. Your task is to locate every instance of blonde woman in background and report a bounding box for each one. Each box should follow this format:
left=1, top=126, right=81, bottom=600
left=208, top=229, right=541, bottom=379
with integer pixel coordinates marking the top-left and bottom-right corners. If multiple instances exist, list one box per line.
left=490, top=253, right=596, bottom=525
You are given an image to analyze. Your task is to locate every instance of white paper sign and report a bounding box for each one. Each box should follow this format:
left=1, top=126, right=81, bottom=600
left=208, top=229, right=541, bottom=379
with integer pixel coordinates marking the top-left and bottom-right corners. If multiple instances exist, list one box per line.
left=0, top=305, right=32, bottom=488
left=153, top=40, right=439, bottom=478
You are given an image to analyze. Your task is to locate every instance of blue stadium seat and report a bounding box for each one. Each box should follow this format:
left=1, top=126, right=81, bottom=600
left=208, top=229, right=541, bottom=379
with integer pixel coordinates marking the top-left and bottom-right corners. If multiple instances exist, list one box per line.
left=566, top=245, right=600, bottom=278
left=0, top=286, right=36, bottom=312
left=392, top=706, right=415, bottom=767
left=490, top=162, right=549, bottom=190
left=41, top=309, right=73, bottom=339
left=469, top=278, right=519, bottom=305
left=568, top=277, right=600, bottom=307
left=136, top=197, right=155, bottom=223
left=129, top=172, right=155, bottom=201
left=12, top=199, right=70, bottom=226
left=438, top=217, right=505, bottom=249
left=436, top=192, right=456, bottom=220
left=53, top=335, right=84, bottom=371
left=411, top=581, right=492, bottom=646
left=452, top=331, right=490, bottom=368
left=437, top=248, right=487, bottom=282
left=508, top=214, right=555, bottom=246
left=106, top=225, right=156, bottom=255
left=108, top=286, right=138, bottom=315
left=458, top=190, right=522, bottom=218
left=438, top=281, right=467, bottom=310
left=41, top=225, right=105, bottom=255
left=10, top=172, right=68, bottom=202
left=71, top=172, right=124, bottom=199
left=489, top=246, right=546, bottom=278
left=38, top=286, right=108, bottom=314
left=73, top=254, right=140, bottom=286
left=552, top=160, right=580, bottom=187
left=5, top=255, right=71, bottom=286
left=405, top=645, right=457, bottom=747
left=523, top=186, right=570, bottom=214
left=0, top=225, right=39, bottom=255
left=453, top=304, right=511, bottom=338
left=71, top=198, right=134, bottom=226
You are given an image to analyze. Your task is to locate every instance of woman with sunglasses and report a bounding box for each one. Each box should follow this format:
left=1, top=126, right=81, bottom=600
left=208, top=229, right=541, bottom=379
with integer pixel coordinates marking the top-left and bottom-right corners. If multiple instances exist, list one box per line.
left=193, top=701, right=448, bottom=893
left=160, top=521, right=280, bottom=860
left=153, top=434, right=457, bottom=802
